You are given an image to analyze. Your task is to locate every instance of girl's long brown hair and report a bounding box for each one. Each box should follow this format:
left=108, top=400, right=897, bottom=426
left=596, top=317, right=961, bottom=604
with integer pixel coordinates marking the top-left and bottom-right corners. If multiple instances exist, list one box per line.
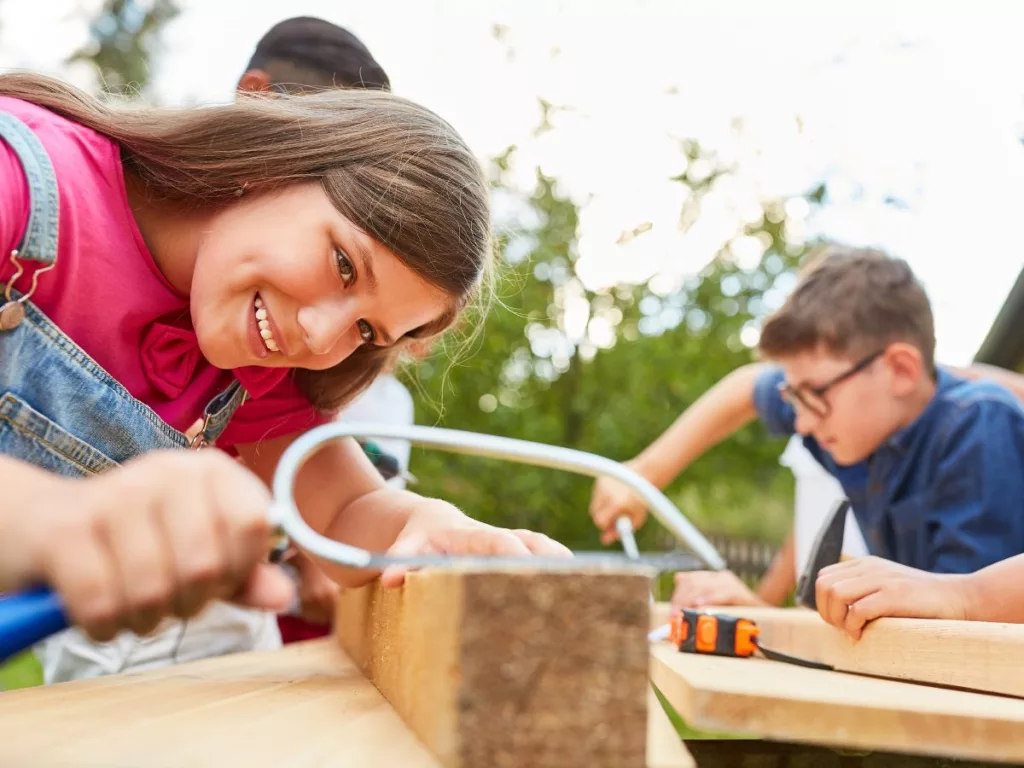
left=0, top=72, right=492, bottom=410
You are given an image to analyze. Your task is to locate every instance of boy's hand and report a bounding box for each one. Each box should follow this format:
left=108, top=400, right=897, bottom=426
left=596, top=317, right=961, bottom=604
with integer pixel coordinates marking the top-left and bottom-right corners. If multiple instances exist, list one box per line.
left=589, top=469, right=649, bottom=545
left=671, top=570, right=764, bottom=610
left=379, top=502, right=572, bottom=587
left=12, top=450, right=295, bottom=642
left=815, top=556, right=970, bottom=640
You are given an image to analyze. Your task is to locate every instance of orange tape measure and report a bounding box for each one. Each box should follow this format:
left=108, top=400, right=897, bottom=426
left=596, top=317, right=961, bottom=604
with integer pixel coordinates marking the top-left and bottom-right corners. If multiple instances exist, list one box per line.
left=667, top=608, right=833, bottom=670
left=669, top=608, right=760, bottom=657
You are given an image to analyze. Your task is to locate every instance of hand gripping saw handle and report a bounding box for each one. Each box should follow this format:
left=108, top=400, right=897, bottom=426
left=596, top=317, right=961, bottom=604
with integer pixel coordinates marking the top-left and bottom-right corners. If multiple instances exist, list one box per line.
left=0, top=423, right=726, bottom=663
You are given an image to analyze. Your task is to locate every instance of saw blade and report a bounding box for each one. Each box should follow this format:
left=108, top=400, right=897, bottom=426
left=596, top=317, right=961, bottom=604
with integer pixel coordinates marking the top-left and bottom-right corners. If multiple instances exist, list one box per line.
left=357, top=550, right=709, bottom=574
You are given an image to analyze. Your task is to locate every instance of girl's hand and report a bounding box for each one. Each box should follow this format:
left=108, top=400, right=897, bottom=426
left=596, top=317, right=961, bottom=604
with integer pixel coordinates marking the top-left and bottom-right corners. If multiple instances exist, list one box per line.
left=589, top=467, right=649, bottom=545
left=379, top=502, right=572, bottom=587
left=814, top=556, right=970, bottom=639
left=11, top=450, right=295, bottom=642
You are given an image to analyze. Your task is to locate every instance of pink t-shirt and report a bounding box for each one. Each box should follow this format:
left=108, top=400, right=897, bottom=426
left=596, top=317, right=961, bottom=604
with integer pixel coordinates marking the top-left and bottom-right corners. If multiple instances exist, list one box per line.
left=0, top=97, right=328, bottom=447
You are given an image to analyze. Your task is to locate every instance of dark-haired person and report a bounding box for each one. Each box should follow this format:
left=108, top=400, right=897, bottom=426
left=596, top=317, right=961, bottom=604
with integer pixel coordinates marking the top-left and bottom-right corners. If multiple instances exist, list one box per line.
left=238, top=16, right=390, bottom=95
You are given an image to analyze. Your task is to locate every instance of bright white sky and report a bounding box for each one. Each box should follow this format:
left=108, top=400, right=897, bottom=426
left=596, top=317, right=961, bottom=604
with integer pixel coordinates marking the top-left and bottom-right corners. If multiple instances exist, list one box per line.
left=2, top=0, right=1024, bottom=365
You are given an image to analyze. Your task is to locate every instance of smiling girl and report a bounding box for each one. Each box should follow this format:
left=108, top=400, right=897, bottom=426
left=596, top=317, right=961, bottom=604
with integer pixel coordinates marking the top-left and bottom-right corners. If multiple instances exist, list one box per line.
left=0, top=72, right=568, bottom=681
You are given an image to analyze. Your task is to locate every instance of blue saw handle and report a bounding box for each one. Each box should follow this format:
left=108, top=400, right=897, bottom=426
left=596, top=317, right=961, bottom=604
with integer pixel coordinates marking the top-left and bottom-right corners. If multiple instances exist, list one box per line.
left=0, top=587, right=68, bottom=664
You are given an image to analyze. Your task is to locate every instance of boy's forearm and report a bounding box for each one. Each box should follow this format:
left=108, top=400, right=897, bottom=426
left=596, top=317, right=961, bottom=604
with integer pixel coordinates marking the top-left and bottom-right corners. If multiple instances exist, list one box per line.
left=951, top=363, right=1024, bottom=403
left=633, top=363, right=765, bottom=488
left=755, top=531, right=796, bottom=606
left=959, top=555, right=1024, bottom=623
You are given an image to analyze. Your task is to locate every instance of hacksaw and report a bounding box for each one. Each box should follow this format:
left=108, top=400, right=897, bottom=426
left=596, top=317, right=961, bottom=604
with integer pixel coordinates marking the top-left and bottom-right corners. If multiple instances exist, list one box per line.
left=0, top=423, right=726, bottom=662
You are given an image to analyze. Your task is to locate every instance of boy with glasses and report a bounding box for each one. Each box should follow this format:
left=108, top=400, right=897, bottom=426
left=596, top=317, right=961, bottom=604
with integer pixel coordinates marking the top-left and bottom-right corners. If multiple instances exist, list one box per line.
left=590, top=246, right=1024, bottom=622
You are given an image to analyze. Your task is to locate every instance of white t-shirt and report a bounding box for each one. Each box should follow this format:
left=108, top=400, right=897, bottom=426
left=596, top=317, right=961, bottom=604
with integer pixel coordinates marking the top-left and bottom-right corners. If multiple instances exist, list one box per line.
left=779, top=435, right=869, bottom=578
left=37, top=602, right=281, bottom=684
left=334, top=374, right=415, bottom=489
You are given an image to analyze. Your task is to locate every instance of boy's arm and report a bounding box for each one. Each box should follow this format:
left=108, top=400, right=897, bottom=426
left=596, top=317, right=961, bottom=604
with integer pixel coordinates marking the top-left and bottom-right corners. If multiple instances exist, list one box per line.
left=959, top=554, right=1024, bottom=623
left=632, top=362, right=775, bottom=488
left=949, top=363, right=1024, bottom=403
left=815, top=553, right=1024, bottom=639
left=755, top=531, right=796, bottom=606
left=590, top=362, right=779, bottom=539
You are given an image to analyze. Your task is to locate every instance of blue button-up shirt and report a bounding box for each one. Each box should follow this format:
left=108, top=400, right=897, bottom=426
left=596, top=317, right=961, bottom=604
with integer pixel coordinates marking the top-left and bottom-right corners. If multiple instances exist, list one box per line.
left=754, top=366, right=1024, bottom=574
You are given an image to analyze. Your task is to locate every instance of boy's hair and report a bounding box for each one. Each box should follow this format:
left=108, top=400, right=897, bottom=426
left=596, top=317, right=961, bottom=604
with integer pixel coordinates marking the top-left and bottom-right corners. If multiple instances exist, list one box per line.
left=247, top=17, right=390, bottom=93
left=758, top=245, right=936, bottom=371
left=0, top=72, right=488, bottom=412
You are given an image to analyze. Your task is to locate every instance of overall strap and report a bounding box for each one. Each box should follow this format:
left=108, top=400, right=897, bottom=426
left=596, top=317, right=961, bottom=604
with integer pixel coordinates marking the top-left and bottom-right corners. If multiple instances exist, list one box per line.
left=0, top=110, right=60, bottom=329
left=193, top=380, right=249, bottom=448
left=0, top=111, right=60, bottom=266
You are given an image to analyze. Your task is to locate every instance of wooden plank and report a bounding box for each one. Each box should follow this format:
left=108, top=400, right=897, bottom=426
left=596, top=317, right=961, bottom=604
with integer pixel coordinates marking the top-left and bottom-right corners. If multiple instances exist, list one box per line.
left=336, top=568, right=652, bottom=768
left=0, top=639, right=441, bottom=767
left=650, top=603, right=1024, bottom=698
left=650, top=640, right=1024, bottom=764
left=646, top=685, right=695, bottom=768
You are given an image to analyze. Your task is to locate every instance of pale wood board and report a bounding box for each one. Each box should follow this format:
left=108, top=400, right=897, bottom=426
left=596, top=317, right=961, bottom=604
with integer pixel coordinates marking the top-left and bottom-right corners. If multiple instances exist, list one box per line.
left=646, top=685, right=695, bottom=768
left=336, top=568, right=654, bottom=768
left=0, top=638, right=693, bottom=768
left=650, top=640, right=1024, bottom=763
left=650, top=602, right=1024, bottom=698
left=0, top=639, right=441, bottom=768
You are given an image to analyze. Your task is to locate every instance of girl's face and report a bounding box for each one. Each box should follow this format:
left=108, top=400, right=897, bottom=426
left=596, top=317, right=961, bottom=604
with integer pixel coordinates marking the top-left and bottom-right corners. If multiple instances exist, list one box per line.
left=189, top=182, right=451, bottom=371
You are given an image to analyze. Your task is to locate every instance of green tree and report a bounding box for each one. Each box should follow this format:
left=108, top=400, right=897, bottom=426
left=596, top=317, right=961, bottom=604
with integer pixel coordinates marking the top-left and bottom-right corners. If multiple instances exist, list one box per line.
left=406, top=135, right=821, bottom=555
left=67, top=0, right=179, bottom=97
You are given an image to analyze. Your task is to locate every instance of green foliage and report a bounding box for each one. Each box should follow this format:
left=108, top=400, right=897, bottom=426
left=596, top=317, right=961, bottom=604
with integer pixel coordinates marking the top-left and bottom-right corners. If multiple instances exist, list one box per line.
left=406, top=137, right=816, bottom=552
left=68, top=0, right=180, bottom=96
left=0, top=651, right=42, bottom=690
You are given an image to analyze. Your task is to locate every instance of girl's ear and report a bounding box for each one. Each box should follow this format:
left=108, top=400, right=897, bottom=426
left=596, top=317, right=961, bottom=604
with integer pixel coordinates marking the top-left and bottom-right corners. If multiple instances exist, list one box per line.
left=237, top=69, right=272, bottom=94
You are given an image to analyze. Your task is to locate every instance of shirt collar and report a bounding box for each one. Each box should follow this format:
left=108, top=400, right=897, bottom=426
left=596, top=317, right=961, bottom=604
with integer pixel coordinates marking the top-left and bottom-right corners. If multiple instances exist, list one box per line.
left=885, top=368, right=959, bottom=453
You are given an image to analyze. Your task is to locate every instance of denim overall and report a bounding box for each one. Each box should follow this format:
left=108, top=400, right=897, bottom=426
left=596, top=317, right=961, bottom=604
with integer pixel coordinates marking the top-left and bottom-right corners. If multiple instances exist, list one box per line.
left=0, top=111, right=281, bottom=683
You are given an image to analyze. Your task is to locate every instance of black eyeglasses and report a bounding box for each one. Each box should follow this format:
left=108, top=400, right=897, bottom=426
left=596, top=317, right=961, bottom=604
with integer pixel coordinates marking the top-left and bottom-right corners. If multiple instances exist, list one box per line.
left=778, top=349, right=883, bottom=419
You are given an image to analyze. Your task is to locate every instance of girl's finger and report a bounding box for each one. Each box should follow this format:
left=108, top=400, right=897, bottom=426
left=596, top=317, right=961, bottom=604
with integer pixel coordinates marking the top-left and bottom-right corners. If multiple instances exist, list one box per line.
left=510, top=530, right=572, bottom=558
left=46, top=522, right=122, bottom=643
left=232, top=563, right=296, bottom=612
left=380, top=530, right=433, bottom=587
left=103, top=502, right=174, bottom=636
left=207, top=458, right=273, bottom=594
left=156, top=464, right=223, bottom=619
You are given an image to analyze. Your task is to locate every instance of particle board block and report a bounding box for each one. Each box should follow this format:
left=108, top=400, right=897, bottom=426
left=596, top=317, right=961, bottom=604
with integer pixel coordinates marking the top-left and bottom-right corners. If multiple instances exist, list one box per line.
left=0, top=638, right=441, bottom=767
left=650, top=640, right=1024, bottom=764
left=336, top=568, right=653, bottom=768
left=651, top=603, right=1024, bottom=698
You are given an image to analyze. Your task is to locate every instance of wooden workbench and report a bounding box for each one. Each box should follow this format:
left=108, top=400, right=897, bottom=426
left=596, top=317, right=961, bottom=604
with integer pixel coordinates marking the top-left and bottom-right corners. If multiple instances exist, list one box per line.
left=3, top=597, right=1022, bottom=766
left=0, top=639, right=692, bottom=768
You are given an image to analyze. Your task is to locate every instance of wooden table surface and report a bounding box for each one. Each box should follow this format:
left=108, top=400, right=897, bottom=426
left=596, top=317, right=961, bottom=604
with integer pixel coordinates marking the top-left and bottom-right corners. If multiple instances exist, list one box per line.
left=0, top=639, right=693, bottom=768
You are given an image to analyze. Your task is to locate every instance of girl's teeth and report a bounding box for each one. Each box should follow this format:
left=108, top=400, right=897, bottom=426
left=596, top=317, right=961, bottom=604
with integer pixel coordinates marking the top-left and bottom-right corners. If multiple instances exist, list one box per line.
left=254, top=294, right=277, bottom=353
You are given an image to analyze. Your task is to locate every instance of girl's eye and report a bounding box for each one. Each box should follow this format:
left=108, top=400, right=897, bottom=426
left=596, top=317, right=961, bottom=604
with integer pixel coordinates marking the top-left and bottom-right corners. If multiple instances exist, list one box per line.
left=334, top=248, right=355, bottom=283
left=357, top=319, right=376, bottom=345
